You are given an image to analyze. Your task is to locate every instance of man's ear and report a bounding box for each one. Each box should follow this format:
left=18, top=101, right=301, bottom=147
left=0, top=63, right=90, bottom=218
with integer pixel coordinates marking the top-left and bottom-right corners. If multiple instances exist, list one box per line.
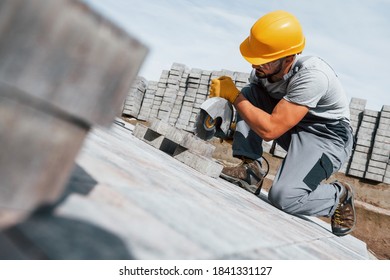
left=285, top=55, right=296, bottom=63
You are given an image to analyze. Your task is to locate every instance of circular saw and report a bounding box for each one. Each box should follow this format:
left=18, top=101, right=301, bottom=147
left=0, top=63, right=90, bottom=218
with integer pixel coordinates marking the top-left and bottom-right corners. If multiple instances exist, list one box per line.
left=195, top=97, right=235, bottom=140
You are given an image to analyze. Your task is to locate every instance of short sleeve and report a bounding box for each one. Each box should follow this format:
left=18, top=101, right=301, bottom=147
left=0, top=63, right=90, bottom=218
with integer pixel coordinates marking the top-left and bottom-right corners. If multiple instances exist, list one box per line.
left=283, top=69, right=329, bottom=108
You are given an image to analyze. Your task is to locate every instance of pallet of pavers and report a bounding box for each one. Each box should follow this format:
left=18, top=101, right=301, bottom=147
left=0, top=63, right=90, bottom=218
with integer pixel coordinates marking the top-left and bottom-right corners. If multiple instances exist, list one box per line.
left=348, top=109, right=379, bottom=178
left=133, top=119, right=223, bottom=178
left=366, top=105, right=390, bottom=182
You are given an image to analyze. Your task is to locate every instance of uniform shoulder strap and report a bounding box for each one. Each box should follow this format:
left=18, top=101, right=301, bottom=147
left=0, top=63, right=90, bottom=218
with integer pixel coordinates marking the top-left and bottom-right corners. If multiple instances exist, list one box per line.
left=293, top=56, right=312, bottom=72
left=283, top=55, right=312, bottom=81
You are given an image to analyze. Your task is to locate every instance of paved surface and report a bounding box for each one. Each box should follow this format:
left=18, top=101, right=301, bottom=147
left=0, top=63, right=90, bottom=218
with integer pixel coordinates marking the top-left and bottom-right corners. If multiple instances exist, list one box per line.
left=0, top=121, right=373, bottom=259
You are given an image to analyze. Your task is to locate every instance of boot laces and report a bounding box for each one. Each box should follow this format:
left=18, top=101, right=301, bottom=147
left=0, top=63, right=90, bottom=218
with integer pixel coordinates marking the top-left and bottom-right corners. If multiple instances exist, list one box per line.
left=333, top=206, right=343, bottom=225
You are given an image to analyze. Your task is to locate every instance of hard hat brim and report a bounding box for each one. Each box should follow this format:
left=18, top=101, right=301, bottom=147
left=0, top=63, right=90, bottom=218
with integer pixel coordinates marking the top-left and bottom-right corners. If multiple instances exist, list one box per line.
left=240, top=37, right=276, bottom=65
left=240, top=35, right=306, bottom=66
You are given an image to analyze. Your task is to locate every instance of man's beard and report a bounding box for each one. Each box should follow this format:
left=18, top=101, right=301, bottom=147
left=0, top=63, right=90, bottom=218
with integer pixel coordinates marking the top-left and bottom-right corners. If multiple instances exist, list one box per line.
left=255, top=60, right=283, bottom=80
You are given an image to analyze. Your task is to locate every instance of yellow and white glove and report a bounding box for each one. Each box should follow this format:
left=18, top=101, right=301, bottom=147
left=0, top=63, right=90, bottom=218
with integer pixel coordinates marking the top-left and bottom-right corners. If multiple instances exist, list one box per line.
left=209, top=76, right=240, bottom=104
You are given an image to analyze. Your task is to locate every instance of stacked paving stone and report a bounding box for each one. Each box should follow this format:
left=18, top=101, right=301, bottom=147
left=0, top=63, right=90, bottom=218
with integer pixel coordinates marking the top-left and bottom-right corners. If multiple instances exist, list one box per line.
left=366, top=106, right=390, bottom=183
left=348, top=109, right=379, bottom=178
left=382, top=106, right=390, bottom=184
left=137, top=81, right=157, bottom=121
left=150, top=87, right=164, bottom=119
left=346, top=104, right=390, bottom=183
left=122, top=77, right=147, bottom=117
left=123, top=63, right=250, bottom=133
left=188, top=69, right=212, bottom=130
left=339, top=98, right=367, bottom=173
left=121, top=64, right=390, bottom=184
left=157, top=64, right=185, bottom=123
left=176, top=68, right=202, bottom=131
left=235, top=71, right=251, bottom=91
left=266, top=98, right=390, bottom=184
left=132, top=118, right=223, bottom=178
left=386, top=159, right=390, bottom=184
left=168, top=64, right=190, bottom=126
left=349, top=98, right=367, bottom=136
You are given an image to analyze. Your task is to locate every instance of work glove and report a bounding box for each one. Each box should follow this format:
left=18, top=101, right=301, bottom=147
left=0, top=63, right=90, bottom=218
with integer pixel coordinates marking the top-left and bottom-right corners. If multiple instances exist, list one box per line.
left=209, top=76, right=240, bottom=104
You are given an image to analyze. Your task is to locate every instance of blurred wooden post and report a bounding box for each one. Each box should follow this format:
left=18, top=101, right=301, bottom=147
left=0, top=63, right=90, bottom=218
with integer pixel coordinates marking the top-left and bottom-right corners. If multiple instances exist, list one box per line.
left=0, top=0, right=148, bottom=228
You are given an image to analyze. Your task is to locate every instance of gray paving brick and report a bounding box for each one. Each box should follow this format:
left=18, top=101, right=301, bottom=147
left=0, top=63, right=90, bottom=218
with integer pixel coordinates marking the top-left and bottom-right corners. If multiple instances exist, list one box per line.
left=132, top=123, right=164, bottom=149
left=373, top=141, right=389, bottom=150
left=149, top=119, right=215, bottom=157
left=381, top=105, right=390, bottom=112
left=381, top=111, right=390, bottom=118
left=173, top=150, right=223, bottom=178
left=169, top=70, right=182, bottom=77
left=378, top=116, right=390, bottom=125
left=349, top=108, right=364, bottom=116
left=374, top=135, right=390, bottom=144
left=171, top=62, right=187, bottom=71
left=350, top=97, right=367, bottom=105
left=356, top=138, right=373, bottom=147
left=349, top=162, right=367, bottom=172
left=357, top=126, right=376, bottom=135
left=367, top=159, right=387, bottom=169
left=235, top=72, right=250, bottom=83
left=361, top=115, right=378, bottom=124
left=366, top=165, right=386, bottom=176
left=347, top=169, right=365, bottom=178
left=356, top=132, right=375, bottom=141
left=188, top=69, right=202, bottom=79
left=351, top=152, right=369, bottom=164
left=358, top=121, right=376, bottom=130
left=364, top=173, right=384, bottom=182
left=370, top=153, right=390, bottom=163
left=378, top=121, right=390, bottom=129
left=363, top=109, right=380, bottom=117
left=200, top=77, right=211, bottom=85
left=376, top=129, right=390, bottom=137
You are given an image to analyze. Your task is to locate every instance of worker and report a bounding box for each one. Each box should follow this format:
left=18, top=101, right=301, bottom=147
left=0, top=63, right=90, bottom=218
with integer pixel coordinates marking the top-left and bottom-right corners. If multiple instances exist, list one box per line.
left=209, top=10, right=356, bottom=236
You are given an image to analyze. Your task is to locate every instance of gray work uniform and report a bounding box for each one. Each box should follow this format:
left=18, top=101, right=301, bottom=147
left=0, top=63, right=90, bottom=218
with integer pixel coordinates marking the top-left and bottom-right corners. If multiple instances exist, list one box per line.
left=233, top=56, right=354, bottom=217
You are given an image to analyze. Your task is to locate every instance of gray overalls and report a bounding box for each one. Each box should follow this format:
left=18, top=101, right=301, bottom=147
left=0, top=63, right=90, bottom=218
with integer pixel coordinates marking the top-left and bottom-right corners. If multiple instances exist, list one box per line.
left=233, top=57, right=354, bottom=217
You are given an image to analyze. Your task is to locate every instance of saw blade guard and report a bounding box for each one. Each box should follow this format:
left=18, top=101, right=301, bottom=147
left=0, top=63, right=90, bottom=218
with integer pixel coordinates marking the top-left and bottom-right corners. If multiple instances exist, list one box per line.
left=195, top=97, right=234, bottom=140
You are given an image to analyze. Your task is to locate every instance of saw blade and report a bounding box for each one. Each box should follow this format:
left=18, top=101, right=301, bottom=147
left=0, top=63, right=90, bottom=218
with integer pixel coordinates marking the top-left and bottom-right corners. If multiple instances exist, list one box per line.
left=194, top=109, right=216, bottom=140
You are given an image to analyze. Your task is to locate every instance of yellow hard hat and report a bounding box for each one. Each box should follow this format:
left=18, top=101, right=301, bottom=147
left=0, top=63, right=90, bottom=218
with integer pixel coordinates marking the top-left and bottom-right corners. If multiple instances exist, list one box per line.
left=240, top=10, right=305, bottom=65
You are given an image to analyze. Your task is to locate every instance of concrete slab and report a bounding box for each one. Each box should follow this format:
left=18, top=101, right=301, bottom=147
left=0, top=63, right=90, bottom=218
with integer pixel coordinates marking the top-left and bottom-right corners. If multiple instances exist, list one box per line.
left=132, top=120, right=221, bottom=177
left=64, top=124, right=370, bottom=259
left=1, top=123, right=372, bottom=259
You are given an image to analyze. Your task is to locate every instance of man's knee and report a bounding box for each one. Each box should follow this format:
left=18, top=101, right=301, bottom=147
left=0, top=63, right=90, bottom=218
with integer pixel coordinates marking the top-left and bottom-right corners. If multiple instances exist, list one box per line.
left=268, top=185, right=288, bottom=211
left=268, top=183, right=304, bottom=215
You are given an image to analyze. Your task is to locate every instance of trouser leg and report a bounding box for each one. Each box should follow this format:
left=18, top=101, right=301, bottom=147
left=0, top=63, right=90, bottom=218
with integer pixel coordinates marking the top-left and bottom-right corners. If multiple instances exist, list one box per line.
left=231, top=85, right=353, bottom=217
left=232, top=86, right=278, bottom=161
left=268, top=126, right=353, bottom=217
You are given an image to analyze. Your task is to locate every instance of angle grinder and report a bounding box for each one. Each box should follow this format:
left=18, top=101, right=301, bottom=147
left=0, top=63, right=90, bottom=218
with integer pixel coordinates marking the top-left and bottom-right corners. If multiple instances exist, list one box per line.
left=194, top=97, right=236, bottom=141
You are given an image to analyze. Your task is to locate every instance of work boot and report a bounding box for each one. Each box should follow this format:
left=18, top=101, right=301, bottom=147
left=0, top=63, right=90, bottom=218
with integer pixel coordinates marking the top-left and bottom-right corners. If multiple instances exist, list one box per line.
left=331, top=182, right=356, bottom=236
left=220, top=157, right=265, bottom=195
